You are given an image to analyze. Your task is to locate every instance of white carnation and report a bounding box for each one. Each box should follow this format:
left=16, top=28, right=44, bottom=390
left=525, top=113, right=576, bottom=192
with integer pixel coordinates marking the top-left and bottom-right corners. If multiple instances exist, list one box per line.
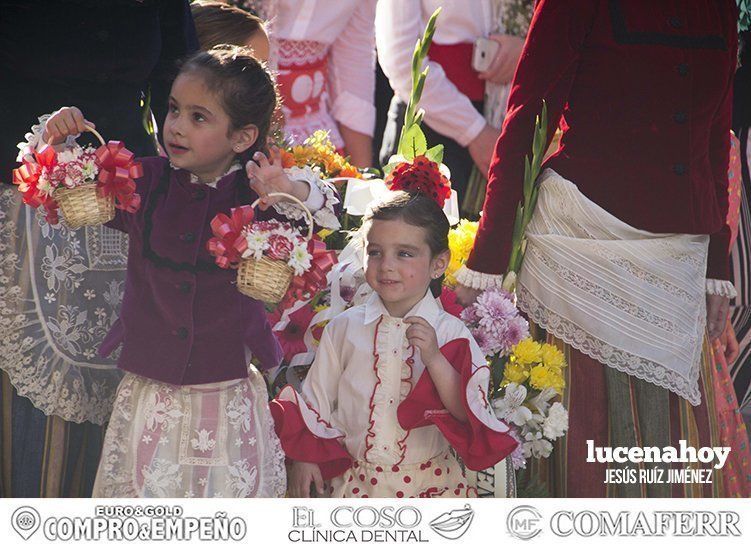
left=542, top=402, right=568, bottom=440
left=288, top=245, right=312, bottom=275
left=242, top=231, right=269, bottom=260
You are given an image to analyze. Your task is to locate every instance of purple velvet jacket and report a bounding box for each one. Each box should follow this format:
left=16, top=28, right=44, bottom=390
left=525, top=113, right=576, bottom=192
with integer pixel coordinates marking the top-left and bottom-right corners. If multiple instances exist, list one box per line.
left=99, top=157, right=283, bottom=385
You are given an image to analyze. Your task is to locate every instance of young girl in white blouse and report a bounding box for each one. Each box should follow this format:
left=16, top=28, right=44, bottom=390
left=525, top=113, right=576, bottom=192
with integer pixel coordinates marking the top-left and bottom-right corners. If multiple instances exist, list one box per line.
left=271, top=190, right=517, bottom=498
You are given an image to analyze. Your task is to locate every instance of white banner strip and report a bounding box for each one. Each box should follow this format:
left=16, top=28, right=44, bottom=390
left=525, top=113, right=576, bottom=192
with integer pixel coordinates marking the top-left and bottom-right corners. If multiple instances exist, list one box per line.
left=1, top=498, right=749, bottom=544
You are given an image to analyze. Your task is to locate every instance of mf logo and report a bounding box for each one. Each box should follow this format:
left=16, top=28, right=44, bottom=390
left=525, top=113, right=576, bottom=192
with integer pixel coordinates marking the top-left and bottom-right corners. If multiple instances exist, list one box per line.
left=507, top=505, right=543, bottom=540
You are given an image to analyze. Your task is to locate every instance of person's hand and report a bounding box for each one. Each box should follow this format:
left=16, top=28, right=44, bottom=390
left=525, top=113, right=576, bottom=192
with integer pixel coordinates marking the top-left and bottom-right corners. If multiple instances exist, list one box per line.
left=288, top=461, right=324, bottom=498
left=478, top=34, right=525, bottom=85
left=467, top=124, right=500, bottom=179
left=246, top=147, right=306, bottom=209
left=404, top=316, right=441, bottom=365
left=43, top=106, right=95, bottom=145
left=718, top=317, right=740, bottom=365
left=454, top=284, right=482, bottom=307
left=706, top=293, right=730, bottom=341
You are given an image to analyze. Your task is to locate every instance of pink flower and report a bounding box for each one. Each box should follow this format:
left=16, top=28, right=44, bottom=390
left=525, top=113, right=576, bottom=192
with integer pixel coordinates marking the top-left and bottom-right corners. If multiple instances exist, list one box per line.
left=266, top=234, right=294, bottom=260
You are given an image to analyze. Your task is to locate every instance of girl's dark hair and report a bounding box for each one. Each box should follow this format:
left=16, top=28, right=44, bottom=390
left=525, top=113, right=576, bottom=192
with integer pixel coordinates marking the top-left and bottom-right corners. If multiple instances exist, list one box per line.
left=191, top=1, right=266, bottom=51
left=362, top=191, right=450, bottom=297
left=179, top=45, right=278, bottom=157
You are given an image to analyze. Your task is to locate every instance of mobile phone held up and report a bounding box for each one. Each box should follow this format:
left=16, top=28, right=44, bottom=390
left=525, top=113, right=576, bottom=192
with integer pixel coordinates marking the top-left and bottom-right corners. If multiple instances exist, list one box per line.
left=472, top=37, right=500, bottom=72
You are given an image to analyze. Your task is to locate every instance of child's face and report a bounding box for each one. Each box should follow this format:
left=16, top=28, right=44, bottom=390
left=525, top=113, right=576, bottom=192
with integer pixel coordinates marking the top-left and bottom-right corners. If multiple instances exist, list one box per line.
left=364, top=218, right=449, bottom=318
left=164, top=72, right=253, bottom=181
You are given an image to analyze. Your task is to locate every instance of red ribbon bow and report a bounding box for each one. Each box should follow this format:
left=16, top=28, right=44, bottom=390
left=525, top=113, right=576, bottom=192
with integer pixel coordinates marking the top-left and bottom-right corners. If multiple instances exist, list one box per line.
left=280, top=238, right=338, bottom=308
left=206, top=205, right=255, bottom=269
left=95, top=140, right=143, bottom=213
left=12, top=145, right=60, bottom=224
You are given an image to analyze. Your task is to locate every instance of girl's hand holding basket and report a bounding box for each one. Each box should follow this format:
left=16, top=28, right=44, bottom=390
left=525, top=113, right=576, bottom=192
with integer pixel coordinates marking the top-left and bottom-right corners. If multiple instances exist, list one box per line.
left=12, top=106, right=143, bottom=228
left=207, top=192, right=318, bottom=305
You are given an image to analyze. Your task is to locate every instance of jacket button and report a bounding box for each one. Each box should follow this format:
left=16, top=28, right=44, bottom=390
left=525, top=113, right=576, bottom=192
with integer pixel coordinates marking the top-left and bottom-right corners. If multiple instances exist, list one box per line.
left=672, top=163, right=687, bottom=176
left=176, top=327, right=189, bottom=339
left=673, top=112, right=687, bottom=124
left=668, top=16, right=683, bottom=29
left=193, top=189, right=206, bottom=201
left=181, top=232, right=195, bottom=242
left=677, top=63, right=689, bottom=76
left=178, top=281, right=191, bottom=293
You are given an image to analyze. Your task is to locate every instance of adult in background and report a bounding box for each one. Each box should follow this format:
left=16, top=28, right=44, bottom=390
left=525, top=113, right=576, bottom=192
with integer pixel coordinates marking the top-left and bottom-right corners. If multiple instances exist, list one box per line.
left=0, top=0, right=197, bottom=497
left=376, top=0, right=533, bottom=204
left=455, top=0, right=737, bottom=497
left=262, top=0, right=377, bottom=168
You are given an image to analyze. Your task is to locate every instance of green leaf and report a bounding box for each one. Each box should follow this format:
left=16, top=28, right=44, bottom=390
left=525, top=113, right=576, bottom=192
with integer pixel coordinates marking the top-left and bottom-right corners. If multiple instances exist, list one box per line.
left=425, top=144, right=444, bottom=164
left=399, top=124, right=428, bottom=159
left=382, top=162, right=396, bottom=176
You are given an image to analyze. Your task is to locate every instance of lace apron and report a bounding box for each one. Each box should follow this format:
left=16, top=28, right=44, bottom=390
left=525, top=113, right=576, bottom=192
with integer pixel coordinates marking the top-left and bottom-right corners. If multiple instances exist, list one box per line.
left=517, top=169, right=709, bottom=405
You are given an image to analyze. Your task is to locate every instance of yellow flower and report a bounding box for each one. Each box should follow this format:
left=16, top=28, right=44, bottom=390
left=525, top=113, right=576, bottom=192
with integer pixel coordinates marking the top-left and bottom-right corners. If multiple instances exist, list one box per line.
left=445, top=220, right=478, bottom=286
left=512, top=338, right=543, bottom=366
left=540, top=343, right=566, bottom=369
left=502, top=362, right=529, bottom=385
left=529, top=364, right=565, bottom=393
left=313, top=305, right=328, bottom=313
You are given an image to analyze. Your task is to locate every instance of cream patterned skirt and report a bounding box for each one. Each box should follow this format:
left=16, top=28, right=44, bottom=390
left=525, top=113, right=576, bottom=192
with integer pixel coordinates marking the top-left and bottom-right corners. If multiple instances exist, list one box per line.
left=93, top=367, right=286, bottom=498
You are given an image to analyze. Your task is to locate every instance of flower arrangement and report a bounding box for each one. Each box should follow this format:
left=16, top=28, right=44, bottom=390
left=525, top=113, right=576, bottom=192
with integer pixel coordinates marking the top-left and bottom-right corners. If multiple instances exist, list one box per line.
left=241, top=220, right=313, bottom=275
left=207, top=197, right=336, bottom=306
left=13, top=131, right=142, bottom=227
left=460, top=288, right=569, bottom=469
left=281, top=130, right=361, bottom=180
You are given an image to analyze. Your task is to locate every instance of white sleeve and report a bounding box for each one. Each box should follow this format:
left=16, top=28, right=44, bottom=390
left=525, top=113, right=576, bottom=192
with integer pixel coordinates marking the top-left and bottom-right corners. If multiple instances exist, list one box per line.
left=327, top=0, right=377, bottom=137
left=300, top=325, right=343, bottom=423
left=375, top=0, right=486, bottom=147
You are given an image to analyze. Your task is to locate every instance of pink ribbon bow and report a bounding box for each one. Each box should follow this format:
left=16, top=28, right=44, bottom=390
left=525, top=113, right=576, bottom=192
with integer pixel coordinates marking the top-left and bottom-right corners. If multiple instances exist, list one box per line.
left=95, top=140, right=143, bottom=213
left=206, top=205, right=255, bottom=269
left=12, top=145, right=60, bottom=224
left=280, top=238, right=338, bottom=308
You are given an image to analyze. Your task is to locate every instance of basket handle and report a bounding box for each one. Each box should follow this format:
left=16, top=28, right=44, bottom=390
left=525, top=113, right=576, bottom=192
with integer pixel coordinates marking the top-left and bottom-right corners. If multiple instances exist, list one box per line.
left=250, top=191, right=314, bottom=240
left=45, top=123, right=106, bottom=147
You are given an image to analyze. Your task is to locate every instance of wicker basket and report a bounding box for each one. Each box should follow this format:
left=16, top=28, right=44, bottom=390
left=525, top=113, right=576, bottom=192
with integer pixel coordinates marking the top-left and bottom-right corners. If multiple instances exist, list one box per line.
left=236, top=192, right=313, bottom=304
left=52, top=126, right=115, bottom=229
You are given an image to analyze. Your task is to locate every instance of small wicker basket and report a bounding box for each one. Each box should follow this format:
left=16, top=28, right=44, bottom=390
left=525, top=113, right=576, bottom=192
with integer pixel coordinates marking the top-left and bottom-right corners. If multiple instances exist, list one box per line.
left=53, top=126, right=115, bottom=229
left=236, top=192, right=313, bottom=304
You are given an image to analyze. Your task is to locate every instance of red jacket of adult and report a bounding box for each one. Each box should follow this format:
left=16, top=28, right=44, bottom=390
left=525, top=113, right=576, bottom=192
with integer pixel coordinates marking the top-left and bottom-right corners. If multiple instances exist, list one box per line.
left=467, top=0, right=738, bottom=280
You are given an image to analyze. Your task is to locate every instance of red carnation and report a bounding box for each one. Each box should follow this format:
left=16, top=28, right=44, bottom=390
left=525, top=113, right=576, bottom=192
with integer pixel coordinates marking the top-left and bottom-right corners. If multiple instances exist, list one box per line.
left=385, top=156, right=451, bottom=207
left=266, top=234, right=294, bottom=260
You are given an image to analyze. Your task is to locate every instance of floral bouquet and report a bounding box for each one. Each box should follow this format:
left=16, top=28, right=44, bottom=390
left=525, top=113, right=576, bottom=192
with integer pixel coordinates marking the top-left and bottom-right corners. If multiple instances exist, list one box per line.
left=13, top=125, right=142, bottom=228
left=281, top=130, right=362, bottom=181
left=207, top=193, right=335, bottom=305
left=460, top=287, right=568, bottom=469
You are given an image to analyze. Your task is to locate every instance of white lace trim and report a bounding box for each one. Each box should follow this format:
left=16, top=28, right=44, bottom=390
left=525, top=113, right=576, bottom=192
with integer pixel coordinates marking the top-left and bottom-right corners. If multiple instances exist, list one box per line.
left=517, top=283, right=702, bottom=406
left=272, top=166, right=341, bottom=230
left=16, top=114, right=77, bottom=160
left=454, top=265, right=504, bottom=290
left=706, top=279, right=738, bottom=299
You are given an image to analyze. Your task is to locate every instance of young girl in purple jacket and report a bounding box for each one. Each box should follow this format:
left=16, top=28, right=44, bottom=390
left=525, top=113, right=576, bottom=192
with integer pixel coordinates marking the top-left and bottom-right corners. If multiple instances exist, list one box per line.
left=38, top=46, right=339, bottom=497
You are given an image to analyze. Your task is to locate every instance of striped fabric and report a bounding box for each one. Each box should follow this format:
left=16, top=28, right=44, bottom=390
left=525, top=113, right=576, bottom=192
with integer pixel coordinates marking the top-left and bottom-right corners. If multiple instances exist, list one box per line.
left=731, top=128, right=751, bottom=409
left=0, top=371, right=103, bottom=497
left=519, top=325, right=722, bottom=498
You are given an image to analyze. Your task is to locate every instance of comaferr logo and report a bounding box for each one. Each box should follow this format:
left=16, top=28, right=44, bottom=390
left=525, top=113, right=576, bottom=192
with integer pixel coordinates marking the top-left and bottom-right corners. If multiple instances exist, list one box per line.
left=507, top=505, right=543, bottom=540
left=429, top=504, right=475, bottom=540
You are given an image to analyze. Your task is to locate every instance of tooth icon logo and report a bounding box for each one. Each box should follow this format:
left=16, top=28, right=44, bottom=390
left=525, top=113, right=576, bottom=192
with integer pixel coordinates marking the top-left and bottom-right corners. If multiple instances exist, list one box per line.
left=11, top=506, right=41, bottom=541
left=429, top=504, right=475, bottom=540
